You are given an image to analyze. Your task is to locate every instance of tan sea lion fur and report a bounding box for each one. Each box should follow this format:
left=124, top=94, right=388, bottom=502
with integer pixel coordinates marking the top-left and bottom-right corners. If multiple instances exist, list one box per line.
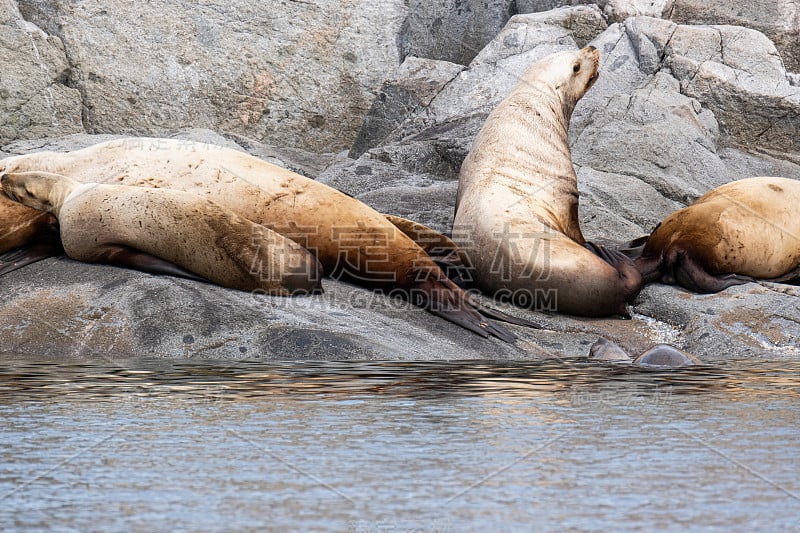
left=453, top=46, right=641, bottom=317
left=0, top=138, right=528, bottom=341
left=1, top=171, right=323, bottom=295
left=634, top=176, right=800, bottom=292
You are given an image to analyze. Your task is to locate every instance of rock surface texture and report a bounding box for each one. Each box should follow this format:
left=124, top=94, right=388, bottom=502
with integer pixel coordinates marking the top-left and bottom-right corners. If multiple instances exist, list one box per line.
left=1, top=1, right=799, bottom=360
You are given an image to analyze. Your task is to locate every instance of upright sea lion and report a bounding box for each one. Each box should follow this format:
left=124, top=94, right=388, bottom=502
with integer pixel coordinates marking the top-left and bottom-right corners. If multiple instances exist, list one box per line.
left=634, top=176, right=800, bottom=293
left=1, top=171, right=323, bottom=295
left=453, top=46, right=642, bottom=317
left=0, top=138, right=528, bottom=342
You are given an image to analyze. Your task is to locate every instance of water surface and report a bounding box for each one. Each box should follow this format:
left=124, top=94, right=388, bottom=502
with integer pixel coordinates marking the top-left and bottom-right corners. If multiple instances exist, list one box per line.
left=0, top=357, right=798, bottom=531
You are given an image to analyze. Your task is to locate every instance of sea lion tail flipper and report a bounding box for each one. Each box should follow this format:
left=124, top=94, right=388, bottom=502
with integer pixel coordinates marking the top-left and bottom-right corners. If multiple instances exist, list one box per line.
left=0, top=239, right=65, bottom=276
left=419, top=276, right=519, bottom=343
left=474, top=304, right=543, bottom=329
left=95, top=245, right=210, bottom=283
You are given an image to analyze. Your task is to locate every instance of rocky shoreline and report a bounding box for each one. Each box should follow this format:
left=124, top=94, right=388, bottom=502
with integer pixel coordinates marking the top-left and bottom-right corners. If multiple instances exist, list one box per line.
left=1, top=1, right=799, bottom=360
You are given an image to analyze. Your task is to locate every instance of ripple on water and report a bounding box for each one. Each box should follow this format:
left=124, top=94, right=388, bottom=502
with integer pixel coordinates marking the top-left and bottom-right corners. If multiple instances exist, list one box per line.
left=0, top=356, right=797, bottom=532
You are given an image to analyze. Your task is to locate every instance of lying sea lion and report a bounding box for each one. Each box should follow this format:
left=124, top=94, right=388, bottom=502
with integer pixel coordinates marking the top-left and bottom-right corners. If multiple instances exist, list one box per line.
left=634, top=176, right=800, bottom=292
left=0, top=138, right=530, bottom=341
left=1, top=171, right=322, bottom=295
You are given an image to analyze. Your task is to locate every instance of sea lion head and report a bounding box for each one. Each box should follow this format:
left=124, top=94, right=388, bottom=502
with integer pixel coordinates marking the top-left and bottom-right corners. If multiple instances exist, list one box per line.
left=522, top=45, right=600, bottom=114
left=589, top=337, right=633, bottom=363
left=1, top=171, right=79, bottom=215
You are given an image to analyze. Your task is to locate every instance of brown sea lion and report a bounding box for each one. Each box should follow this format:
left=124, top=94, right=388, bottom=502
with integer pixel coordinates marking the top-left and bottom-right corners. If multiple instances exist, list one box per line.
left=634, top=176, right=800, bottom=292
left=452, top=46, right=642, bottom=317
left=1, top=171, right=323, bottom=295
left=0, top=138, right=529, bottom=342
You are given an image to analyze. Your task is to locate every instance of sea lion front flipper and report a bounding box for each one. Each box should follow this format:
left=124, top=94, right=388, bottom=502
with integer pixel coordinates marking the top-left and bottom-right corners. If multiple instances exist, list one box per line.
left=584, top=242, right=643, bottom=310
left=0, top=239, right=65, bottom=276
left=93, top=245, right=209, bottom=283
left=667, top=249, right=754, bottom=293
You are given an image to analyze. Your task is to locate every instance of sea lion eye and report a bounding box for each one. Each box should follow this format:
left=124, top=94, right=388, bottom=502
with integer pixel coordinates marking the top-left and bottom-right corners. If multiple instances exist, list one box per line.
left=573, top=63, right=581, bottom=73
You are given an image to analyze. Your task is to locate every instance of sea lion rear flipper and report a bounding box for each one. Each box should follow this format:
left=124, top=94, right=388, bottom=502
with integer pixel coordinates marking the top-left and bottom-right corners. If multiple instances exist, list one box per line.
left=615, top=235, right=649, bottom=259
left=471, top=301, right=543, bottom=329
left=383, top=214, right=469, bottom=264
left=585, top=236, right=649, bottom=259
left=0, top=239, right=65, bottom=276
left=428, top=307, right=515, bottom=342
left=95, top=245, right=209, bottom=283
left=422, top=275, right=546, bottom=343
left=665, top=248, right=753, bottom=293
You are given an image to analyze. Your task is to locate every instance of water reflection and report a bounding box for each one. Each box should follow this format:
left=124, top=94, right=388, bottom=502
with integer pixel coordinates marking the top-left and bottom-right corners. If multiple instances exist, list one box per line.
left=0, top=357, right=797, bottom=403
left=0, top=356, right=797, bottom=531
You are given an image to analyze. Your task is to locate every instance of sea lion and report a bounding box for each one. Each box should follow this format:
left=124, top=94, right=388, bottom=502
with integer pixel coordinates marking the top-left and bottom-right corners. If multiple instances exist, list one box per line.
left=633, top=344, right=702, bottom=369
left=1, top=171, right=323, bottom=295
left=588, top=336, right=633, bottom=363
left=452, top=46, right=642, bottom=317
left=588, top=337, right=701, bottom=368
left=634, top=176, right=800, bottom=293
left=0, top=137, right=528, bottom=342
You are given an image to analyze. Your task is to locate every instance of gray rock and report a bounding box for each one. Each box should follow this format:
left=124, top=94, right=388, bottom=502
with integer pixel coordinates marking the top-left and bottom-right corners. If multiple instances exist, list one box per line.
left=398, top=0, right=516, bottom=66
left=660, top=22, right=800, bottom=154
left=348, top=57, right=464, bottom=159
left=16, top=0, right=408, bottom=153
left=517, top=0, right=593, bottom=14
left=633, top=283, right=800, bottom=360
left=519, top=5, right=608, bottom=48
left=0, top=256, right=673, bottom=361
left=0, top=6, right=83, bottom=144
left=2, top=4, right=800, bottom=361
left=667, top=0, right=800, bottom=74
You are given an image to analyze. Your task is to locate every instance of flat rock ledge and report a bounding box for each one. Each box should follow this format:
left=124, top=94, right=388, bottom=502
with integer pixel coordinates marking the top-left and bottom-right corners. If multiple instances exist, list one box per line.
left=1, top=251, right=798, bottom=361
